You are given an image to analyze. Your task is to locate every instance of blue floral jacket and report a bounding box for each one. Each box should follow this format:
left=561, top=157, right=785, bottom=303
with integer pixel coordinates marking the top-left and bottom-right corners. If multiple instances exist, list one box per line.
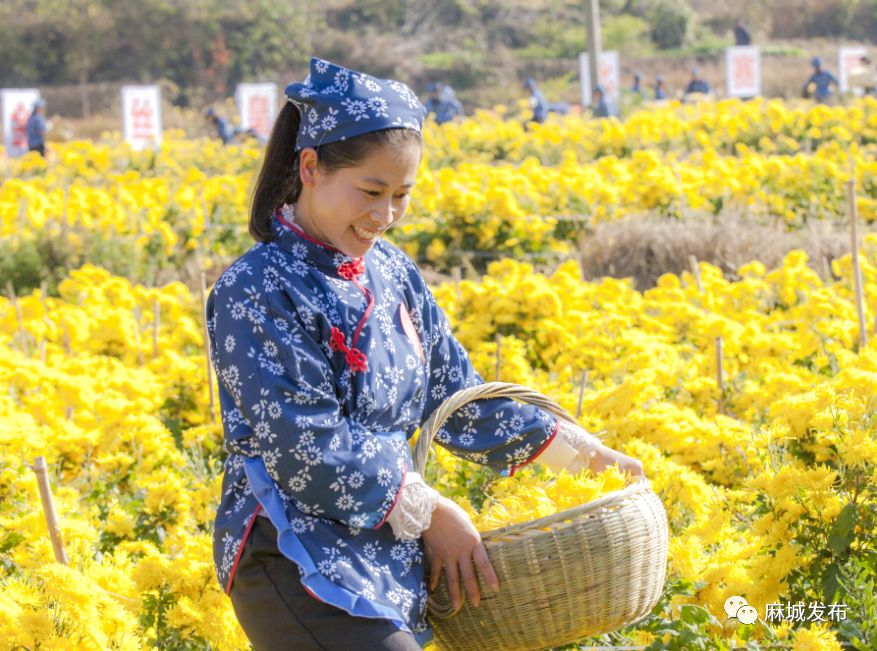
left=207, top=209, right=558, bottom=633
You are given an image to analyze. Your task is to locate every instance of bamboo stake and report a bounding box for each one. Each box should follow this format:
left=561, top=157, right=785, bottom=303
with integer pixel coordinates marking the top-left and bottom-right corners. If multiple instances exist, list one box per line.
left=200, top=272, right=216, bottom=423
left=132, top=305, right=144, bottom=366
left=716, top=336, right=725, bottom=415
left=495, top=333, right=502, bottom=381
left=451, top=265, right=462, bottom=301
left=688, top=255, right=703, bottom=293
left=575, top=369, right=589, bottom=419
left=847, top=179, right=868, bottom=349
left=31, top=456, right=68, bottom=565
left=62, top=326, right=72, bottom=356
left=152, top=299, right=161, bottom=359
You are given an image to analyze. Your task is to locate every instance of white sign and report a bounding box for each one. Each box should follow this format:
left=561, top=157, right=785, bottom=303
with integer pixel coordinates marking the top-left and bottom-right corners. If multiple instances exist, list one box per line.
left=839, top=47, right=868, bottom=93
left=579, top=51, right=620, bottom=107
left=725, top=47, right=761, bottom=97
left=1, top=88, right=40, bottom=156
left=235, top=83, right=277, bottom=139
left=122, top=85, right=162, bottom=150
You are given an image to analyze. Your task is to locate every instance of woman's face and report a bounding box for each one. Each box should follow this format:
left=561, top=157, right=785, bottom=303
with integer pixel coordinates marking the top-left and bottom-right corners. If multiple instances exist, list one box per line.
left=295, top=140, right=422, bottom=258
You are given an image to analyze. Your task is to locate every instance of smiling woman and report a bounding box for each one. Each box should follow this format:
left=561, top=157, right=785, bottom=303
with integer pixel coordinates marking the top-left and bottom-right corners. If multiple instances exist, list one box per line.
left=292, top=138, right=421, bottom=257
left=248, top=100, right=422, bottom=249
left=207, top=56, right=641, bottom=651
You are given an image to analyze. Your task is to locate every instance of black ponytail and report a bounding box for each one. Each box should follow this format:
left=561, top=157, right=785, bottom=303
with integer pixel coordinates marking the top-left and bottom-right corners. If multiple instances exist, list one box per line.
left=249, top=102, right=302, bottom=242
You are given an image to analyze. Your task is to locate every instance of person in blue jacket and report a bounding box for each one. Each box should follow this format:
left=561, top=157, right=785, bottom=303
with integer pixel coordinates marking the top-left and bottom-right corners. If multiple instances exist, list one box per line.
left=733, top=20, right=751, bottom=46
left=26, top=98, right=47, bottom=156
left=631, top=72, right=643, bottom=95
left=207, top=57, right=643, bottom=650
left=423, top=81, right=464, bottom=124
left=802, top=57, right=839, bottom=103
left=523, top=77, right=550, bottom=123
left=206, top=107, right=235, bottom=144
left=591, top=85, right=611, bottom=118
left=654, top=75, right=668, bottom=100
left=684, top=67, right=711, bottom=98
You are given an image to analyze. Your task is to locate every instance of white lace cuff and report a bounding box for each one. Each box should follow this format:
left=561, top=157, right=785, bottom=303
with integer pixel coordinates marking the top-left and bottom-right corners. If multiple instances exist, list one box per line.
left=537, top=420, right=603, bottom=473
left=386, top=472, right=440, bottom=540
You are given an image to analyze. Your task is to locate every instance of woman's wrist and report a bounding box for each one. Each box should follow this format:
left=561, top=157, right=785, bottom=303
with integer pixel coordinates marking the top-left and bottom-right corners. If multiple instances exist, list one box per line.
left=386, top=472, right=440, bottom=540
left=537, top=420, right=602, bottom=473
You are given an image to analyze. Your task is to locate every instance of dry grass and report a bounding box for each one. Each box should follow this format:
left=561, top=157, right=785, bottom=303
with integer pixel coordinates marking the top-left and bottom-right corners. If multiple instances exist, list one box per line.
left=578, top=212, right=856, bottom=290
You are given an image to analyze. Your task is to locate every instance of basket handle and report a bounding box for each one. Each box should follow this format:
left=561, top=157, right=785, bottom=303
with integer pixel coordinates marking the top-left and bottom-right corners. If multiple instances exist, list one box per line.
left=412, top=381, right=653, bottom=539
left=412, top=381, right=580, bottom=476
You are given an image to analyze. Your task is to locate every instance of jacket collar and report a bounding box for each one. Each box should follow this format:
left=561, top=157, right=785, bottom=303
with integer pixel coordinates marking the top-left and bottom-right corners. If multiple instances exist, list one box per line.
left=272, top=204, right=365, bottom=281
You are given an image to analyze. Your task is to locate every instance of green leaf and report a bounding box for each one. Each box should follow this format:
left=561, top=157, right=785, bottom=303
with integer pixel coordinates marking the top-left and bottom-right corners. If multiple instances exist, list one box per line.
left=829, top=502, right=858, bottom=557
left=0, top=531, right=24, bottom=553
left=823, top=561, right=841, bottom=603
left=679, top=604, right=711, bottom=625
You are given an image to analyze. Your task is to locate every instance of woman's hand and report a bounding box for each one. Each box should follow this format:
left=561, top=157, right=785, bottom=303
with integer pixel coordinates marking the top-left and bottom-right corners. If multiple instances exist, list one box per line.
left=590, top=443, right=645, bottom=477
left=421, top=496, right=499, bottom=611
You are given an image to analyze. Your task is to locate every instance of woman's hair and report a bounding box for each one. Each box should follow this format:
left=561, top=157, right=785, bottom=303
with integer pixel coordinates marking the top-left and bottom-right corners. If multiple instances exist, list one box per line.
left=249, top=103, right=423, bottom=242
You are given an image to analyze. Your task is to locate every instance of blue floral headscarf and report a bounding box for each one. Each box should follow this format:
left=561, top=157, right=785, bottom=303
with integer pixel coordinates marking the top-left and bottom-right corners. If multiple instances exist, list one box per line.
left=285, top=57, right=427, bottom=151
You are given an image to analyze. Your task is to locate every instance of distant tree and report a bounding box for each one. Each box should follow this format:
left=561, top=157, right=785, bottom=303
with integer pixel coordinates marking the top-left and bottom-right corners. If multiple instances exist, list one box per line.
left=0, top=0, right=326, bottom=107
left=224, top=0, right=323, bottom=85
left=0, top=0, right=114, bottom=115
left=34, top=0, right=113, bottom=117
left=649, top=0, right=692, bottom=49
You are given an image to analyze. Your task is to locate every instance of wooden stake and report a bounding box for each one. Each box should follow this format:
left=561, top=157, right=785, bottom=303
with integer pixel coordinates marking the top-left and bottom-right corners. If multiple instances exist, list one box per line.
left=575, top=369, right=589, bottom=419
left=716, top=336, right=725, bottom=415
left=688, top=255, right=703, bottom=293
left=200, top=272, right=216, bottom=423
left=847, top=179, right=868, bottom=349
left=495, top=333, right=502, bottom=381
left=31, top=456, right=68, bottom=565
left=152, top=300, right=161, bottom=359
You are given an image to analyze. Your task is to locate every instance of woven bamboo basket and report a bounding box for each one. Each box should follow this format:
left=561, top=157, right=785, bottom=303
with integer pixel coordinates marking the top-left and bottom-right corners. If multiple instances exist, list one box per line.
left=413, top=382, right=669, bottom=651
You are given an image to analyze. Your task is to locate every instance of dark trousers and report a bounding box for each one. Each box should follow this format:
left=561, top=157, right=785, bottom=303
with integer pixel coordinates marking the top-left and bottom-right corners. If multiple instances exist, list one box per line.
left=29, top=144, right=45, bottom=157
left=230, top=515, right=423, bottom=651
